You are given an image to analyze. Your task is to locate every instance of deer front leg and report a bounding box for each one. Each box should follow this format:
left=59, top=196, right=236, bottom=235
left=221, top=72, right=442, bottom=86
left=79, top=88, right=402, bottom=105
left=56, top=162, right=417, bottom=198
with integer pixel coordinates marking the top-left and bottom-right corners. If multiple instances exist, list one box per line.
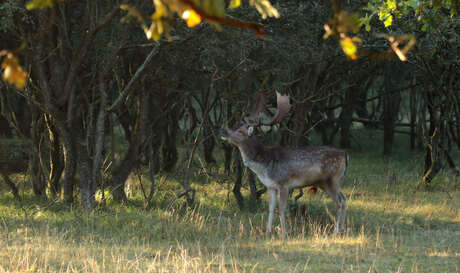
left=266, top=188, right=277, bottom=234
left=279, top=186, right=289, bottom=238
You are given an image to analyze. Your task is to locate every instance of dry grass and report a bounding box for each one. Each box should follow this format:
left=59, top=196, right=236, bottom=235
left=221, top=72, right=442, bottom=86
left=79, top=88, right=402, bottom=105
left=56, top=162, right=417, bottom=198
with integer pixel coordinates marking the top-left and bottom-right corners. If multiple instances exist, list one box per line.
left=1, top=180, right=458, bottom=273
left=1, top=134, right=459, bottom=272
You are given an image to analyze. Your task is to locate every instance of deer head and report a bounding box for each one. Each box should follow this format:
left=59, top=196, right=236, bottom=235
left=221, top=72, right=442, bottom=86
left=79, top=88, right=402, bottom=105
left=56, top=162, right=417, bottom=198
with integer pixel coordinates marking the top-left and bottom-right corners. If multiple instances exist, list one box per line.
left=221, top=91, right=292, bottom=144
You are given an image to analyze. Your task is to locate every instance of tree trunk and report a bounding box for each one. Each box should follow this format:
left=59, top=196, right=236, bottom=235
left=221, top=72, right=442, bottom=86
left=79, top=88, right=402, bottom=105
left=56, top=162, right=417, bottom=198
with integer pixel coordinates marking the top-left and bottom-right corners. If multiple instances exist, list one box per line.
left=422, top=91, right=444, bottom=185
left=90, top=80, right=108, bottom=203
left=0, top=115, right=13, bottom=138
left=60, top=128, right=77, bottom=203
left=111, top=142, right=139, bottom=203
left=202, top=123, right=216, bottom=164
left=317, top=122, right=339, bottom=145
left=143, top=139, right=161, bottom=208
left=0, top=172, right=20, bottom=200
left=247, top=171, right=263, bottom=211
left=77, top=143, right=96, bottom=210
left=339, top=93, right=353, bottom=149
left=162, top=115, right=179, bottom=172
left=223, top=144, right=233, bottom=175
left=29, top=152, right=47, bottom=199
left=382, top=85, right=401, bottom=157
left=233, top=154, right=244, bottom=210
left=29, top=110, right=47, bottom=198
left=423, top=127, right=443, bottom=185
left=45, top=114, right=64, bottom=197
left=409, top=87, right=416, bottom=150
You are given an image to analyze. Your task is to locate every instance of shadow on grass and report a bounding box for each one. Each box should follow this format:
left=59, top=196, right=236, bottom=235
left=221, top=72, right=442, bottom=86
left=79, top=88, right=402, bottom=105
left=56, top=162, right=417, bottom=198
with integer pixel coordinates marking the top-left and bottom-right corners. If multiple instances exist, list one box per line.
left=287, top=199, right=458, bottom=237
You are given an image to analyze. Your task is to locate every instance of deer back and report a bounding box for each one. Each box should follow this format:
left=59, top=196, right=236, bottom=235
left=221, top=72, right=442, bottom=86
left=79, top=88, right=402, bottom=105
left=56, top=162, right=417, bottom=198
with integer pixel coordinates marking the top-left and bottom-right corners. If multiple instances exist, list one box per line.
left=238, top=140, right=348, bottom=189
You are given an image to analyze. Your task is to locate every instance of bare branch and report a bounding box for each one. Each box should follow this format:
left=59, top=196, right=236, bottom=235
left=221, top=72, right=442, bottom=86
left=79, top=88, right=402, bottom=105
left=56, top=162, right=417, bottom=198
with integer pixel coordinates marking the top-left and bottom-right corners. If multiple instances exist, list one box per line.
left=106, top=43, right=160, bottom=112
left=244, top=92, right=266, bottom=126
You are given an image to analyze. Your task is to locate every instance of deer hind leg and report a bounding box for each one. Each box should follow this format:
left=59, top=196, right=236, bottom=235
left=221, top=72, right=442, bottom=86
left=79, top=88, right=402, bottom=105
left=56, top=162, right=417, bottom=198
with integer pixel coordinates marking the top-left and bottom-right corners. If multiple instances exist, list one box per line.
left=266, top=188, right=277, bottom=234
left=321, top=182, right=347, bottom=235
left=335, top=191, right=347, bottom=234
left=278, top=186, right=289, bottom=238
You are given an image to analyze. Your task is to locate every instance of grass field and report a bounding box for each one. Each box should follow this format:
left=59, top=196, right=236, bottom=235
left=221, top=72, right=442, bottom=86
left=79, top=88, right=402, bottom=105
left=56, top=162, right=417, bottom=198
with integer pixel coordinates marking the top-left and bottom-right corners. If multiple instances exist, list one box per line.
left=1, top=131, right=459, bottom=272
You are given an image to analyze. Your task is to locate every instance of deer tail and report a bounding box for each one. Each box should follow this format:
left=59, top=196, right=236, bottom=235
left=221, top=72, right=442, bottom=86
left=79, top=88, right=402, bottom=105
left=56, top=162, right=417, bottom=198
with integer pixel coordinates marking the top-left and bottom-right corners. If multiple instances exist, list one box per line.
left=343, top=153, right=350, bottom=177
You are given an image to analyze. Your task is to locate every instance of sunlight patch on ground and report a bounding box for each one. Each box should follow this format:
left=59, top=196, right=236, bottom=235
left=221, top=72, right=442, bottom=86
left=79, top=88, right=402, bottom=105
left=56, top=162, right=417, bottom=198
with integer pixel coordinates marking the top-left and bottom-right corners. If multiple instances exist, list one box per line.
left=427, top=250, right=460, bottom=258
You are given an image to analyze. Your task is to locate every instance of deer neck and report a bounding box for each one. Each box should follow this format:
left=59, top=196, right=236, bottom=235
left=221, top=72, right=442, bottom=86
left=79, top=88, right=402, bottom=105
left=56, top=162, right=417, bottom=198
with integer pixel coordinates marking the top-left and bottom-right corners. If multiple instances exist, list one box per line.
left=237, top=137, right=283, bottom=168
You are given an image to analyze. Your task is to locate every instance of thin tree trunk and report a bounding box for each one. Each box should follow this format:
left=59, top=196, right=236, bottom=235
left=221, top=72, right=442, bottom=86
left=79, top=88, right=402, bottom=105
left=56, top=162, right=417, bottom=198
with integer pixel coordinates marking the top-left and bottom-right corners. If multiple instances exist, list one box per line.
left=29, top=111, right=47, bottom=198
left=45, top=114, right=64, bottom=197
left=223, top=144, right=233, bottom=175
left=61, top=129, right=77, bottom=203
left=383, top=87, right=401, bottom=157
left=233, top=154, right=244, bottom=210
left=78, top=143, right=95, bottom=211
left=247, top=171, right=261, bottom=212
left=422, top=91, right=444, bottom=185
left=409, top=87, right=416, bottom=150
left=91, top=80, right=107, bottom=200
left=111, top=142, right=139, bottom=203
left=339, top=99, right=353, bottom=148
left=203, top=123, right=216, bottom=164
left=0, top=172, right=20, bottom=200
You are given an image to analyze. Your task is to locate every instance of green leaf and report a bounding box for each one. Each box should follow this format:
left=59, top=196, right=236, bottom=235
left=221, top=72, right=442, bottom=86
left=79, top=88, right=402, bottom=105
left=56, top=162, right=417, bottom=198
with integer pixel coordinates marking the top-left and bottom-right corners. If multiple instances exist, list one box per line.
left=379, top=10, right=393, bottom=27
left=359, top=14, right=372, bottom=32
left=384, top=14, right=393, bottom=27
left=387, top=0, right=397, bottom=10
left=204, top=0, right=226, bottom=17
left=26, top=0, right=54, bottom=10
left=229, top=0, right=241, bottom=9
left=340, top=37, right=358, bottom=60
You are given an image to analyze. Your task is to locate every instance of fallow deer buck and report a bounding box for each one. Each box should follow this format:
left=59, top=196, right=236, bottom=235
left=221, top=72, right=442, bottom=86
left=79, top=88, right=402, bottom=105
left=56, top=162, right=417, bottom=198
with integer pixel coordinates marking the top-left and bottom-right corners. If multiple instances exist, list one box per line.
left=221, top=92, right=349, bottom=237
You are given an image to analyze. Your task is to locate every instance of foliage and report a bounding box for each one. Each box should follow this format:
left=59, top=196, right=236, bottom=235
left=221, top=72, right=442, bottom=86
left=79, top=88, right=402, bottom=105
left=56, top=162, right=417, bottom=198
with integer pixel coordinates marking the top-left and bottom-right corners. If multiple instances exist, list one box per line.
left=0, top=51, right=28, bottom=89
left=0, top=0, right=33, bottom=33
left=120, top=0, right=279, bottom=41
left=25, top=0, right=65, bottom=10
left=363, top=0, right=459, bottom=31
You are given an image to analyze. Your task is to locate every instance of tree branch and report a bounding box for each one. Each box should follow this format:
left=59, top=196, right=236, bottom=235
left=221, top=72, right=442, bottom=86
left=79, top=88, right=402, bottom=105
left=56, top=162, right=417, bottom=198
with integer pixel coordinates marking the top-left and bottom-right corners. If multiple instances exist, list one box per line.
left=61, top=6, right=121, bottom=112
left=106, top=43, right=160, bottom=112
left=181, top=0, right=264, bottom=37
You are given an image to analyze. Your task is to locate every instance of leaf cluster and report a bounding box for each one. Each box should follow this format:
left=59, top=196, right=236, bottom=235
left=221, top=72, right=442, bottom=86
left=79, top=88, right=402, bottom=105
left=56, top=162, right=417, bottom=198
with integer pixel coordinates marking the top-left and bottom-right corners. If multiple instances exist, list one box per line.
left=120, top=0, right=279, bottom=41
left=363, top=0, right=459, bottom=32
left=0, top=51, right=28, bottom=89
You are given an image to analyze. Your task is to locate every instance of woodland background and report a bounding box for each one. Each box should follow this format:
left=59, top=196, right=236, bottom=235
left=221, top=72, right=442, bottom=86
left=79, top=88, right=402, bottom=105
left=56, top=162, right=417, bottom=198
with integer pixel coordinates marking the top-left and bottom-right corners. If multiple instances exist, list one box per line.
left=0, top=1, right=459, bottom=271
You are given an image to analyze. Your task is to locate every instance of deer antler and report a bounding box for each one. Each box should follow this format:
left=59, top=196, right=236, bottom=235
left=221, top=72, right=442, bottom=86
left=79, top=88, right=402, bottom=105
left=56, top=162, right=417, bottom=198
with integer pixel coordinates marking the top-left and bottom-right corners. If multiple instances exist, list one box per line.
left=244, top=91, right=291, bottom=127
left=262, top=92, right=292, bottom=126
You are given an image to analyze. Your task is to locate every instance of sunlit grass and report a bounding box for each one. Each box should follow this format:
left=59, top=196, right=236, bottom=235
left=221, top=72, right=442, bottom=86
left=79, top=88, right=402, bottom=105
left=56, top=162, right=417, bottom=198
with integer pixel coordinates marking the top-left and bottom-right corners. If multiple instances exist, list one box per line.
left=1, top=130, right=459, bottom=272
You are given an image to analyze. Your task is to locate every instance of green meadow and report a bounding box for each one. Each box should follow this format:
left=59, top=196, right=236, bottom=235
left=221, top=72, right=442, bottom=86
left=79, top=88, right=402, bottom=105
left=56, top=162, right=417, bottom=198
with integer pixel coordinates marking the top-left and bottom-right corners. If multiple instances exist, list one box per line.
left=1, top=131, right=459, bottom=273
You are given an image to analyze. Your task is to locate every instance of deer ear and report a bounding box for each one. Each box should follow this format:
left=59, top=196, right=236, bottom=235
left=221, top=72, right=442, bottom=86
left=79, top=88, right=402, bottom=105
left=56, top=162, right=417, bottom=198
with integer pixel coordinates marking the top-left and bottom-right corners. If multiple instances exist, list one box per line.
left=248, top=126, right=254, bottom=136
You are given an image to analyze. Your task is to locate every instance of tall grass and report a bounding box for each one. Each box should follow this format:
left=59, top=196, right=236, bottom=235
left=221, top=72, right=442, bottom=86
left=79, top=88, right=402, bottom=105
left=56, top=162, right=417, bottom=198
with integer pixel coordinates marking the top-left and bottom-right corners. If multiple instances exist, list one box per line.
left=1, top=130, right=459, bottom=272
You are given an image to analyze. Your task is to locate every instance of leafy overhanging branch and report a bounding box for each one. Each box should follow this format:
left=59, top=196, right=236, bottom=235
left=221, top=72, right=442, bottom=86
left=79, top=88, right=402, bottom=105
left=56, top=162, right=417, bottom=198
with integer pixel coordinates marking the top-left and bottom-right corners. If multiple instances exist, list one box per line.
left=180, top=0, right=264, bottom=37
